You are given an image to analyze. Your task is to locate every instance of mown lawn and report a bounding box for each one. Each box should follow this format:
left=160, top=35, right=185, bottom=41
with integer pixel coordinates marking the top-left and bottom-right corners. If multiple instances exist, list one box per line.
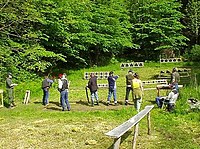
left=0, top=62, right=199, bottom=149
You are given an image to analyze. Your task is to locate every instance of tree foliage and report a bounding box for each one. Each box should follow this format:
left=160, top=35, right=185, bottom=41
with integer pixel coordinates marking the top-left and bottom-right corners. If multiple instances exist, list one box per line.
left=0, top=0, right=197, bottom=80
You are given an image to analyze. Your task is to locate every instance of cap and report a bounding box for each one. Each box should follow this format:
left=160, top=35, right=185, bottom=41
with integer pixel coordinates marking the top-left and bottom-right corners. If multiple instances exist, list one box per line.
left=109, top=71, right=114, bottom=75
left=58, top=74, right=63, bottom=78
left=128, top=69, right=133, bottom=73
left=7, top=72, right=12, bottom=76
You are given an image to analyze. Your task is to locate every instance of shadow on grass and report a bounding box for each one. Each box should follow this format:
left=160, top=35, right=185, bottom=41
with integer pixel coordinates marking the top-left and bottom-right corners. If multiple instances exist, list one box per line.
left=76, top=100, right=89, bottom=106
left=107, top=131, right=132, bottom=149
left=49, top=101, right=60, bottom=107
left=34, top=101, right=42, bottom=105
left=46, top=106, right=61, bottom=111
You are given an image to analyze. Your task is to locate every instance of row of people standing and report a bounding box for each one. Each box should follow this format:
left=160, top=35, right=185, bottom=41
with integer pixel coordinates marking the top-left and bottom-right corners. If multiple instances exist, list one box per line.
left=87, top=70, right=143, bottom=112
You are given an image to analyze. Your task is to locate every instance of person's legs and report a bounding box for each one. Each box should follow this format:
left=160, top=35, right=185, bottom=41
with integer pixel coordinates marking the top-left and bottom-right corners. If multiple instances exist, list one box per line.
left=42, top=89, right=47, bottom=105
left=125, top=87, right=132, bottom=105
left=91, top=92, right=95, bottom=106
left=107, top=89, right=113, bottom=105
left=7, top=88, right=14, bottom=107
left=94, top=91, right=99, bottom=105
left=155, top=97, right=163, bottom=108
left=136, top=98, right=142, bottom=112
left=64, top=91, right=70, bottom=111
left=61, top=90, right=66, bottom=110
left=113, top=89, right=117, bottom=104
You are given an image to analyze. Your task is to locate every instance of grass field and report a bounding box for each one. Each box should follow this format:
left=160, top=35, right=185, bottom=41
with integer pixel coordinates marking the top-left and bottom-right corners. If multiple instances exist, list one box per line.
left=0, top=62, right=199, bottom=149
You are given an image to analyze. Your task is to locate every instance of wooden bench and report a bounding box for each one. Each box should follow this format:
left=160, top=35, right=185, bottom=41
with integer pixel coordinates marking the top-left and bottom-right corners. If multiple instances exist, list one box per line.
left=105, top=105, right=154, bottom=149
left=0, top=89, right=3, bottom=107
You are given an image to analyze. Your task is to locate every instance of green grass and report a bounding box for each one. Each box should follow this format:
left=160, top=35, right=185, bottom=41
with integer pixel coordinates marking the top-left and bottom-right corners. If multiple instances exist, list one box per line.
left=0, top=62, right=199, bottom=149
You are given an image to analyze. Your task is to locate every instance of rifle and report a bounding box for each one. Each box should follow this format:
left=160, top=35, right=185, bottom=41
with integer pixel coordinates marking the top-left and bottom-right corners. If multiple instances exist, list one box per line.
left=85, top=86, right=90, bottom=104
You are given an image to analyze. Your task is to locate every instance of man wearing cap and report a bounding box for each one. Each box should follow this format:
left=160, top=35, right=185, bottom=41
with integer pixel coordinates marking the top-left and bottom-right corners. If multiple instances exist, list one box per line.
left=125, top=69, right=134, bottom=105
left=107, top=71, right=119, bottom=106
left=6, top=73, right=18, bottom=108
left=166, top=88, right=179, bottom=112
left=171, top=67, right=180, bottom=92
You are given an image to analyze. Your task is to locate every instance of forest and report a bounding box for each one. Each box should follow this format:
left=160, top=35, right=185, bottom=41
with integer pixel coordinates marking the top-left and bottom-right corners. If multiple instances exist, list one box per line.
left=0, top=0, right=200, bottom=80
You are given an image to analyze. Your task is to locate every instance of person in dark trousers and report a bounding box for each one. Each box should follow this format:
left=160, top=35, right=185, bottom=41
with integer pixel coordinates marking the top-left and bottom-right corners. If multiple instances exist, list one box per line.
left=6, top=73, right=18, bottom=108
left=171, top=67, right=180, bottom=92
left=107, top=71, right=119, bottom=106
left=42, top=75, right=53, bottom=106
left=125, top=70, right=134, bottom=105
left=58, top=74, right=70, bottom=111
left=88, top=73, right=99, bottom=106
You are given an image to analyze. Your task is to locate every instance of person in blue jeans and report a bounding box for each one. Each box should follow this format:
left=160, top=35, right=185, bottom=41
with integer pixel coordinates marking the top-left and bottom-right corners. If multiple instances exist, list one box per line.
left=58, top=74, right=70, bottom=111
left=107, top=71, right=119, bottom=106
left=88, top=73, right=99, bottom=106
left=42, top=75, right=53, bottom=106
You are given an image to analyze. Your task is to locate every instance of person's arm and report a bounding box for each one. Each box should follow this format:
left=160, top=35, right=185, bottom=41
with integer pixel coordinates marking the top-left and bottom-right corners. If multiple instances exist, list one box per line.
left=47, top=78, right=53, bottom=83
left=58, top=79, right=62, bottom=89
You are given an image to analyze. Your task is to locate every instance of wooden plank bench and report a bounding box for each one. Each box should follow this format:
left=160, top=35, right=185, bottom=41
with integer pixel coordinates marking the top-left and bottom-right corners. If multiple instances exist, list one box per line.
left=0, top=89, right=3, bottom=107
left=105, top=105, right=154, bottom=149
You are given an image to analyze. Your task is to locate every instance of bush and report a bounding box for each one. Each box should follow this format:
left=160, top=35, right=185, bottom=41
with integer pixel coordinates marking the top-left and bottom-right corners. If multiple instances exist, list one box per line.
left=186, top=44, right=200, bottom=61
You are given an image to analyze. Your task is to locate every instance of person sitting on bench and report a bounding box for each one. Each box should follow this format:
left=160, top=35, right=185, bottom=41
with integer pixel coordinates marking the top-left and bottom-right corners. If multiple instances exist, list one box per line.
left=156, top=87, right=179, bottom=112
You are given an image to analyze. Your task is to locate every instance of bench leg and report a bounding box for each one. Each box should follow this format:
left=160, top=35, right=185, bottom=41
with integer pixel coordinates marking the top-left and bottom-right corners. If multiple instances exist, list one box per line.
left=113, top=137, right=121, bottom=149
left=132, top=123, right=139, bottom=149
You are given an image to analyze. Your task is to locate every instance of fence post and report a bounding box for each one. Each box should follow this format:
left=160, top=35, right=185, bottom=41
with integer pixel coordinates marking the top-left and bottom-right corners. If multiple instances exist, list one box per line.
left=132, top=123, right=139, bottom=149
left=113, top=137, right=121, bottom=149
left=147, top=112, right=151, bottom=135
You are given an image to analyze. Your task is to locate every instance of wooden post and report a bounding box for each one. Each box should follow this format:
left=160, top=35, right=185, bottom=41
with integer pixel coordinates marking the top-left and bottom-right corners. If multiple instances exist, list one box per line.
left=147, top=112, right=151, bottom=135
left=113, top=137, right=121, bottom=149
left=24, top=90, right=30, bottom=104
left=0, top=89, right=3, bottom=107
left=132, top=123, right=139, bottom=149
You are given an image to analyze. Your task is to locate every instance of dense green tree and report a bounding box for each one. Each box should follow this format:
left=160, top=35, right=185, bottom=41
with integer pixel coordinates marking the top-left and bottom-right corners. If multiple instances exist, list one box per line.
left=130, top=0, right=189, bottom=60
left=186, top=0, right=200, bottom=45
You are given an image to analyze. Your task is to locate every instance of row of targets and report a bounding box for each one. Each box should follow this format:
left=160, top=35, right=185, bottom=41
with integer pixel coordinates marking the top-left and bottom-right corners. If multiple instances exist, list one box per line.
left=160, top=68, right=191, bottom=74
left=142, top=79, right=168, bottom=85
left=158, top=68, right=191, bottom=84
left=120, top=62, right=144, bottom=68
left=160, top=58, right=182, bottom=63
left=84, top=72, right=109, bottom=80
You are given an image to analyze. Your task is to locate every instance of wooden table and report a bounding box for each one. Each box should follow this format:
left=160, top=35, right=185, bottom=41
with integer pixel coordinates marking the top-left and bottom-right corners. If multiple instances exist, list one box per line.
left=156, top=84, right=183, bottom=96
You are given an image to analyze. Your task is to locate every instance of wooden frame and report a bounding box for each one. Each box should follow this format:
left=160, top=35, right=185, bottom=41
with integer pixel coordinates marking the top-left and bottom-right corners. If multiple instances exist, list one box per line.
left=24, top=90, right=30, bottom=104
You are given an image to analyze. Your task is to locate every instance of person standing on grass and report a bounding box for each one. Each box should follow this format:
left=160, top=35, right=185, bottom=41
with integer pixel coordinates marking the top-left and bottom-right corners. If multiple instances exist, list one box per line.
left=42, top=75, right=53, bottom=106
left=125, top=69, right=134, bottom=105
left=88, top=73, right=99, bottom=106
left=58, top=73, right=70, bottom=111
left=171, top=67, right=180, bottom=92
left=107, top=71, right=119, bottom=106
left=132, top=73, right=143, bottom=112
left=6, top=73, right=18, bottom=108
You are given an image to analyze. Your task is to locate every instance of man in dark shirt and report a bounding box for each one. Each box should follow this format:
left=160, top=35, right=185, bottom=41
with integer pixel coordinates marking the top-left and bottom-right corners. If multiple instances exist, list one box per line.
left=125, top=70, right=134, bottom=105
left=88, top=73, right=99, bottom=106
left=6, top=73, right=17, bottom=108
left=42, top=75, right=53, bottom=106
left=107, top=71, right=119, bottom=106
left=171, top=68, right=180, bottom=92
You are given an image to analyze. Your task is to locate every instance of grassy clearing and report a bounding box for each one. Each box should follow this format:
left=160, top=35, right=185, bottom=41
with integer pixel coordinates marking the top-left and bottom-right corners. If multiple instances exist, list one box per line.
left=0, top=62, right=199, bottom=149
